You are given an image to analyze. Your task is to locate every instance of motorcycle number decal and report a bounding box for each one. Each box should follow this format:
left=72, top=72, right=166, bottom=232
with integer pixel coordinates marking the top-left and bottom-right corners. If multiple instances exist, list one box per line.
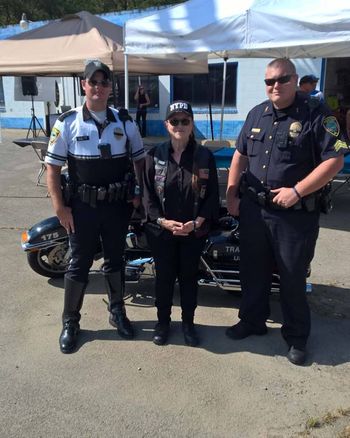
left=41, top=232, right=59, bottom=241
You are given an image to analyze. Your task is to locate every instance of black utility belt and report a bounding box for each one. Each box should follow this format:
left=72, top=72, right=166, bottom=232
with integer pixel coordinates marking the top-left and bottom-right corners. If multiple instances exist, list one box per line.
left=241, top=185, right=318, bottom=212
left=75, top=182, right=132, bottom=207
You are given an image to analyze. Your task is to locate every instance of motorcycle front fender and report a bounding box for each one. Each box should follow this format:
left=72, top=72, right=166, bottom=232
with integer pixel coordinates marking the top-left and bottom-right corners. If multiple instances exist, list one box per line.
left=21, top=216, right=68, bottom=252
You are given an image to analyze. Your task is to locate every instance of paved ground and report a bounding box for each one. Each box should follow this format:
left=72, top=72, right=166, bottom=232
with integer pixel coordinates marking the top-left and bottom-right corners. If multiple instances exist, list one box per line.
left=0, top=129, right=349, bottom=438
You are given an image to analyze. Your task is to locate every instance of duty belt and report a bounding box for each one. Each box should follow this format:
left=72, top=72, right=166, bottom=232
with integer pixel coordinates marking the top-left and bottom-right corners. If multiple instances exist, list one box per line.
left=240, top=184, right=318, bottom=212
left=77, top=182, right=132, bottom=207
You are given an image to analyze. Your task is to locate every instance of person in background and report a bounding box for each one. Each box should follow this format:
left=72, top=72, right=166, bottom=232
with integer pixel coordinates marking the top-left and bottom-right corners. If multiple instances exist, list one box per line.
left=45, top=60, right=145, bottom=353
left=143, top=100, right=220, bottom=347
left=134, top=85, right=150, bottom=138
left=226, top=58, right=348, bottom=365
left=299, top=75, right=324, bottom=101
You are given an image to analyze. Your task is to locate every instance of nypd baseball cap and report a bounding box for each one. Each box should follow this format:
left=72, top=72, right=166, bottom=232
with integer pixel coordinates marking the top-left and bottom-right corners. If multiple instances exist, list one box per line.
left=299, top=74, right=319, bottom=85
left=165, top=101, right=193, bottom=120
left=84, top=60, right=111, bottom=80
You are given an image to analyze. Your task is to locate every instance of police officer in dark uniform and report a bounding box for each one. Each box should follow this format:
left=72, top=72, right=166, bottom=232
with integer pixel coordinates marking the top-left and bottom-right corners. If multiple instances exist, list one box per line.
left=226, top=58, right=348, bottom=365
left=143, top=101, right=219, bottom=347
left=46, top=60, right=145, bottom=353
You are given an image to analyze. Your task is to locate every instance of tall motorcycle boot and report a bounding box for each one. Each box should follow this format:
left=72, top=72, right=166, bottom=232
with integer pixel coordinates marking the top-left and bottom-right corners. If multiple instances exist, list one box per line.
left=59, top=277, right=86, bottom=354
left=182, top=313, right=200, bottom=347
left=105, top=271, right=134, bottom=339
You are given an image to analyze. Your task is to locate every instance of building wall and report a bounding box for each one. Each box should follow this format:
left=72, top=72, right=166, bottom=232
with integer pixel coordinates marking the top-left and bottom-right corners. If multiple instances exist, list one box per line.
left=0, top=57, right=324, bottom=140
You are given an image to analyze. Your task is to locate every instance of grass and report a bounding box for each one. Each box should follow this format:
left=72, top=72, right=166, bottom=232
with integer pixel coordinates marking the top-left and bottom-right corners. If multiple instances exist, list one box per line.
left=299, top=408, right=350, bottom=436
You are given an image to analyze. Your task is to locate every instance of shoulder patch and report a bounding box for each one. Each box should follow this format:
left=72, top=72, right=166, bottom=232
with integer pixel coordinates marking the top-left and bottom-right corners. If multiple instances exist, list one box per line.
left=308, top=96, right=321, bottom=110
left=49, top=127, right=60, bottom=146
left=322, top=116, right=340, bottom=137
left=58, top=109, right=77, bottom=122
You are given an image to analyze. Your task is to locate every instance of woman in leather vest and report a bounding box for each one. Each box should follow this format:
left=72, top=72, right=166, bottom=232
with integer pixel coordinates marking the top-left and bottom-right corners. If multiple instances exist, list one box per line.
left=143, top=100, right=219, bottom=347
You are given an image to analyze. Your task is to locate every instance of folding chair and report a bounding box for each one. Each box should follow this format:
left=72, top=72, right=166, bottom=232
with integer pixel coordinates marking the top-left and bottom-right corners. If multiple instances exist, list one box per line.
left=31, top=140, right=48, bottom=186
left=331, top=154, right=350, bottom=195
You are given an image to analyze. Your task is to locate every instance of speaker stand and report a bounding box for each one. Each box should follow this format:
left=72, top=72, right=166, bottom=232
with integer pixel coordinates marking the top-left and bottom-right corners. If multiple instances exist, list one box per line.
left=26, top=95, right=45, bottom=139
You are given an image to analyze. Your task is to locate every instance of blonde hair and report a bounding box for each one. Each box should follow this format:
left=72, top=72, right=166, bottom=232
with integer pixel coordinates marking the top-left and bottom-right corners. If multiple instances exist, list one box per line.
left=267, top=58, right=296, bottom=75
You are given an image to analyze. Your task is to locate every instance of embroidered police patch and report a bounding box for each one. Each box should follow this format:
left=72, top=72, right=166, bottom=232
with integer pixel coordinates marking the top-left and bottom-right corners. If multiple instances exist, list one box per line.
left=49, top=127, right=60, bottom=145
left=323, top=116, right=340, bottom=137
left=289, top=121, right=302, bottom=138
left=333, top=139, right=349, bottom=152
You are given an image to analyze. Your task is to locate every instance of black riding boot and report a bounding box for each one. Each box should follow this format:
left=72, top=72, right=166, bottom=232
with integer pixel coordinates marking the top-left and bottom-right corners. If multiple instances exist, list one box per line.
left=182, top=314, right=199, bottom=347
left=59, top=277, right=86, bottom=354
left=105, top=271, right=134, bottom=339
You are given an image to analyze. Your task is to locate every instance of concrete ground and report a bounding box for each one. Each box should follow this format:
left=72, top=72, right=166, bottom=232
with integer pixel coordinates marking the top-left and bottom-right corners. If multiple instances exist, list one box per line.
left=0, top=129, right=349, bottom=438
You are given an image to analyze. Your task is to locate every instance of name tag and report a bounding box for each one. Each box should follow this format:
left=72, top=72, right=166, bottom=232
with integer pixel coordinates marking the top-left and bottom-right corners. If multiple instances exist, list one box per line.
left=76, top=135, right=89, bottom=141
left=114, top=128, right=124, bottom=137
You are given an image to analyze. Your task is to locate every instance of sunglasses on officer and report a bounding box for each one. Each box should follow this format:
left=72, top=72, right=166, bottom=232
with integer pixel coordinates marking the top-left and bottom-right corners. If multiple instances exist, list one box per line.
left=87, top=79, right=111, bottom=88
left=168, top=118, right=191, bottom=127
left=264, top=74, right=293, bottom=86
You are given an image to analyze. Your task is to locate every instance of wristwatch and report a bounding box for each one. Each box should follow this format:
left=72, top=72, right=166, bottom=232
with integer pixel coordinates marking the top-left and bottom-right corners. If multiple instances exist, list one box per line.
left=157, top=217, right=165, bottom=226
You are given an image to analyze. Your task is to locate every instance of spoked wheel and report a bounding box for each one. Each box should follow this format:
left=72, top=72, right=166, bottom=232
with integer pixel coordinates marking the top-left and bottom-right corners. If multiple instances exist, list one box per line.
left=27, top=242, right=70, bottom=278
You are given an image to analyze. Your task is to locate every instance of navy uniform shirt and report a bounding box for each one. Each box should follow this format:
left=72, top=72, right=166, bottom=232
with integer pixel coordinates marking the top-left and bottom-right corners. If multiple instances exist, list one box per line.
left=236, top=92, right=349, bottom=191
left=45, top=103, right=145, bottom=186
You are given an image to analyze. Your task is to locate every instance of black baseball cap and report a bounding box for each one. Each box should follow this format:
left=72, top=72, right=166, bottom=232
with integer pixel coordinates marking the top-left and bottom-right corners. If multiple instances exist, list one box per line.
left=84, top=60, right=111, bottom=80
left=165, top=100, right=193, bottom=120
left=299, top=74, right=319, bottom=85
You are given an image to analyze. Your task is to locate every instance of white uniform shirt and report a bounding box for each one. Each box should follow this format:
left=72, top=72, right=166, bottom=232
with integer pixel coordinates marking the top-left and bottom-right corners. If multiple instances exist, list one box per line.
left=45, top=104, right=145, bottom=167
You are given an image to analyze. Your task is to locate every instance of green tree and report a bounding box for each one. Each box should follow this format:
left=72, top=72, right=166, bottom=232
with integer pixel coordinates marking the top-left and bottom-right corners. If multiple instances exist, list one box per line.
left=0, top=0, right=185, bottom=27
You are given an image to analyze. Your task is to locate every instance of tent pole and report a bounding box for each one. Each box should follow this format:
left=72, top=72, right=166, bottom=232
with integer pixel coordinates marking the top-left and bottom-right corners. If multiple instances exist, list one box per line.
left=112, top=75, right=117, bottom=108
left=219, top=57, right=228, bottom=141
left=123, top=24, right=129, bottom=110
left=206, top=74, right=214, bottom=140
left=73, top=74, right=77, bottom=108
left=124, top=54, right=129, bottom=109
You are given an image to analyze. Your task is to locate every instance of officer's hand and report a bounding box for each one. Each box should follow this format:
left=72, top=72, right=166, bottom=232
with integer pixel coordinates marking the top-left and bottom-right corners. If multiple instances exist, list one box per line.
left=226, top=196, right=240, bottom=217
left=57, top=206, right=75, bottom=234
left=270, top=187, right=299, bottom=209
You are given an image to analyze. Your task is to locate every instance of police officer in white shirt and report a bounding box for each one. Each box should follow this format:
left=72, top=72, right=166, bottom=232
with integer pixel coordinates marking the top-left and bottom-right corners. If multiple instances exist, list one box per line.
left=46, top=60, right=145, bottom=353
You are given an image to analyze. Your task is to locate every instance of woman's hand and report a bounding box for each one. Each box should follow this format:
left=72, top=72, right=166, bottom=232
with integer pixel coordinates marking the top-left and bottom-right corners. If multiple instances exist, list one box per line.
left=173, top=220, right=194, bottom=236
left=161, top=219, right=184, bottom=234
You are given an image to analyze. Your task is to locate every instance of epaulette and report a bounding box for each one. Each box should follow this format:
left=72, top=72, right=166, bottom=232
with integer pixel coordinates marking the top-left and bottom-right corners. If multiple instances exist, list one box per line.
left=118, top=107, right=133, bottom=123
left=58, top=109, right=77, bottom=122
left=307, top=96, right=321, bottom=110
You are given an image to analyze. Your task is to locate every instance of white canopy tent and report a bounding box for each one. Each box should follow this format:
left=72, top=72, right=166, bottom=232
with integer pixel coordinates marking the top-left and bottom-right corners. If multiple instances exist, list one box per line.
left=125, top=0, right=350, bottom=138
left=125, top=0, right=350, bottom=59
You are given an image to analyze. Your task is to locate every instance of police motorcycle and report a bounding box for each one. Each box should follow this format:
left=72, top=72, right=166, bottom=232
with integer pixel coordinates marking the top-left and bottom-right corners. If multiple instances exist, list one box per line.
left=20, top=193, right=282, bottom=293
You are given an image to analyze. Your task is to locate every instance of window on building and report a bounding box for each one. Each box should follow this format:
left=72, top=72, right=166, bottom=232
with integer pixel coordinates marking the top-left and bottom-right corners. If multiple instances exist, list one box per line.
left=115, top=75, right=159, bottom=110
left=173, top=61, right=237, bottom=108
left=0, top=77, right=5, bottom=111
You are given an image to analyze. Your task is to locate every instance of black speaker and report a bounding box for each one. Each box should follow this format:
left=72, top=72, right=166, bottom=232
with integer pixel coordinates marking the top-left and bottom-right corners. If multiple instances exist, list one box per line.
left=21, top=76, right=38, bottom=96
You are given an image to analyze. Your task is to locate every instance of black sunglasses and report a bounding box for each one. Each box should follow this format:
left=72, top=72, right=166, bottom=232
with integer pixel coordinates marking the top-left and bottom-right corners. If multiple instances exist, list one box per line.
left=88, top=79, right=110, bottom=88
left=264, top=74, right=293, bottom=86
left=168, top=118, right=191, bottom=127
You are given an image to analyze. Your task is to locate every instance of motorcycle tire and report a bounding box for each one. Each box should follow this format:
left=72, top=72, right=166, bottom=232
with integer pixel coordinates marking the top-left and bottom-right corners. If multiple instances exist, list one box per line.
left=27, top=243, right=69, bottom=278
